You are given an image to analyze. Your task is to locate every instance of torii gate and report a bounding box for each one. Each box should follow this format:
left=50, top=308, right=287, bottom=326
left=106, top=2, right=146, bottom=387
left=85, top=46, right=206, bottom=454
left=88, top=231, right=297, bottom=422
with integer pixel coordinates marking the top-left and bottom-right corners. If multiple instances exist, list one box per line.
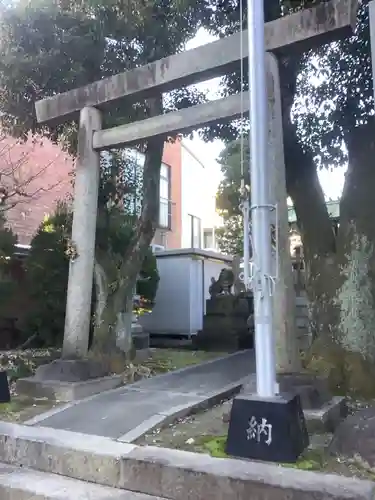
left=34, top=0, right=357, bottom=364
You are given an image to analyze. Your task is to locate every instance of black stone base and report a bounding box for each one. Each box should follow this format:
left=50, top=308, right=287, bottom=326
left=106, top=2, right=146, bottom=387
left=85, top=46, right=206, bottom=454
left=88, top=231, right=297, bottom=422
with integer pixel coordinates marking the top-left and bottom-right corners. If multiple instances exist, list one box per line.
left=0, top=371, right=10, bottom=403
left=226, top=392, right=309, bottom=463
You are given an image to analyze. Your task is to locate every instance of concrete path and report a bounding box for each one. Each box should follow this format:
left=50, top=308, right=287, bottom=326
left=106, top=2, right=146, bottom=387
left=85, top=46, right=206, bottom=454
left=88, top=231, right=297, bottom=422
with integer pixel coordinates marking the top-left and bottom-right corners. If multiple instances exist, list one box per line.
left=26, top=350, right=255, bottom=441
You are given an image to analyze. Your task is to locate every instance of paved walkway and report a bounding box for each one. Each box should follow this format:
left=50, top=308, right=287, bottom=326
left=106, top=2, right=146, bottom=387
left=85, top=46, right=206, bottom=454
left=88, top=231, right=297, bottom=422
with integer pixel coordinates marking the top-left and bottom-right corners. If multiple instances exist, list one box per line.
left=26, top=350, right=255, bottom=441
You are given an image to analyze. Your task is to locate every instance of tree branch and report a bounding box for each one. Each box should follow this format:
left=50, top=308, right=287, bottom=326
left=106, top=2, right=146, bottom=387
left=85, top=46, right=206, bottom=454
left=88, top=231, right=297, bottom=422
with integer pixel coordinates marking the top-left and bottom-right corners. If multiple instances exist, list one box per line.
left=0, top=134, right=66, bottom=213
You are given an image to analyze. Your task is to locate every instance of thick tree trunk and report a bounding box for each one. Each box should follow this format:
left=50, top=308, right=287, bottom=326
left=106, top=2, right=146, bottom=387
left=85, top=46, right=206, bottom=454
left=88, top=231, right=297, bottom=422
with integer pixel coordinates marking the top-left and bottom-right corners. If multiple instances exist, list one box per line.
left=277, top=50, right=375, bottom=396
left=334, top=121, right=375, bottom=363
left=284, top=113, right=339, bottom=344
left=113, top=134, right=164, bottom=310
left=288, top=163, right=340, bottom=343
left=288, top=120, right=375, bottom=397
left=90, top=258, right=133, bottom=372
left=89, top=96, right=164, bottom=369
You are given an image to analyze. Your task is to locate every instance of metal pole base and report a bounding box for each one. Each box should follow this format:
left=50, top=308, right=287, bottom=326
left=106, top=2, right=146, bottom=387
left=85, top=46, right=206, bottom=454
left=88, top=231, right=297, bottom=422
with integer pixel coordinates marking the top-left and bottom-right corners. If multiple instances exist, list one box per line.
left=226, top=392, right=309, bottom=463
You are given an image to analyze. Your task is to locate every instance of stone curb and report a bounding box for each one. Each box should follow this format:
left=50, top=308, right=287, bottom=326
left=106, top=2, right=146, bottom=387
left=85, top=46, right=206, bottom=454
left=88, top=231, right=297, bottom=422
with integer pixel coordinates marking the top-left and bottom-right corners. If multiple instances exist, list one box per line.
left=0, top=422, right=374, bottom=500
left=117, top=376, right=248, bottom=443
left=0, top=462, right=164, bottom=499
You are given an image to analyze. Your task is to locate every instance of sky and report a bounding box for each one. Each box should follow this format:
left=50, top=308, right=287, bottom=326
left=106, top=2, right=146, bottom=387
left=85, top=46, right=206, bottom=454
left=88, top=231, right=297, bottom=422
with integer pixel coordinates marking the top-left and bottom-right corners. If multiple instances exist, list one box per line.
left=183, top=28, right=347, bottom=202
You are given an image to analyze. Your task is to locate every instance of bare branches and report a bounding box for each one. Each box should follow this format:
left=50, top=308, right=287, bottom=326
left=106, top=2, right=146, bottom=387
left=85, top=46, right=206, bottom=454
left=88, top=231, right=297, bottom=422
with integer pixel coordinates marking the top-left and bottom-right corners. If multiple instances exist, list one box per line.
left=0, top=133, right=64, bottom=214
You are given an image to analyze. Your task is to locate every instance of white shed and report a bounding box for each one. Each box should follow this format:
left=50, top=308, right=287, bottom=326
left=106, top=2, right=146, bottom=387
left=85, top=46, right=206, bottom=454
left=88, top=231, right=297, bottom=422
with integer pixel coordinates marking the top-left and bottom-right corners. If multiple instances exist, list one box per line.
left=139, top=249, right=232, bottom=336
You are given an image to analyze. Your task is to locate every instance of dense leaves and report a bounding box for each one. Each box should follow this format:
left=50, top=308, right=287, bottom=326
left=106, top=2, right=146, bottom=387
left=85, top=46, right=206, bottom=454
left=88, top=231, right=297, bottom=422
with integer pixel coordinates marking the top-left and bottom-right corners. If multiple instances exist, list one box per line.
left=19, top=203, right=71, bottom=346
left=215, top=138, right=249, bottom=255
left=0, top=0, right=209, bottom=150
left=293, top=1, right=373, bottom=168
left=0, top=214, right=17, bottom=316
left=21, top=202, right=159, bottom=347
left=0, top=0, right=212, bottom=350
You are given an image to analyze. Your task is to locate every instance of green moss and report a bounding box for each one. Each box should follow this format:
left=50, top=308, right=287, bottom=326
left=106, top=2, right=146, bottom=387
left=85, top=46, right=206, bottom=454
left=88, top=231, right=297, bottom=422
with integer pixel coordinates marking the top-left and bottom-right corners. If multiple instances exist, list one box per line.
left=143, top=350, right=226, bottom=374
left=201, top=435, right=326, bottom=471
left=281, top=449, right=326, bottom=471
left=0, top=400, right=24, bottom=414
left=201, top=436, right=229, bottom=458
left=306, top=337, right=375, bottom=399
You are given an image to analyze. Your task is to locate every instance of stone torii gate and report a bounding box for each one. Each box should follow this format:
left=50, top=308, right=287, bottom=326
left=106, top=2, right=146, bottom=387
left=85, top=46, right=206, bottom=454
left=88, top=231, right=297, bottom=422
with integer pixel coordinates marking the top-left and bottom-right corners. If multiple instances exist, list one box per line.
left=34, top=0, right=357, bottom=362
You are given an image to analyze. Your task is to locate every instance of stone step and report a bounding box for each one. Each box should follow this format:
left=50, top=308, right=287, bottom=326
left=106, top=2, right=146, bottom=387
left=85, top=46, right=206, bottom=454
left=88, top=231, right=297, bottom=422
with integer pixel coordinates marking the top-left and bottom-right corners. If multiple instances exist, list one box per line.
left=0, top=422, right=374, bottom=500
left=0, top=462, right=165, bottom=499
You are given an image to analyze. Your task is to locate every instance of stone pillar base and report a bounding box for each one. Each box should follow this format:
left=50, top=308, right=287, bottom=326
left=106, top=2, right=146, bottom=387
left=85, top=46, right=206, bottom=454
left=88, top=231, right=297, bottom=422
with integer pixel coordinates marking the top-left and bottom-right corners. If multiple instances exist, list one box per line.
left=16, top=359, right=122, bottom=402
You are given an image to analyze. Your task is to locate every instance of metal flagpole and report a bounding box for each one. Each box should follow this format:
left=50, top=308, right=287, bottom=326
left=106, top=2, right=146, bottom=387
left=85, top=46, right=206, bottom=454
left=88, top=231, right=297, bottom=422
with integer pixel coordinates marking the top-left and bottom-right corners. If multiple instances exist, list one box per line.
left=247, top=0, right=277, bottom=398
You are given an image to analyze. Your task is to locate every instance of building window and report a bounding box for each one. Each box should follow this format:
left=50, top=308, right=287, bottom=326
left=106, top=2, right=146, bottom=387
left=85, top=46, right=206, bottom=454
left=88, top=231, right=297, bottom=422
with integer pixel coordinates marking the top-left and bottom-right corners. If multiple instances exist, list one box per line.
left=203, top=229, right=214, bottom=249
left=159, top=163, right=171, bottom=229
left=189, top=214, right=202, bottom=248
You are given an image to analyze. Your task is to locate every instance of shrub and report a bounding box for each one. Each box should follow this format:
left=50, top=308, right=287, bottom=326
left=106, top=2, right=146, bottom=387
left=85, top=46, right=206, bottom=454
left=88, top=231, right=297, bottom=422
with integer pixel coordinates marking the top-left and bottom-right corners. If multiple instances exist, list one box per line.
left=21, top=204, right=159, bottom=346
left=0, top=214, right=17, bottom=311
left=0, top=214, right=18, bottom=346
left=19, top=203, right=71, bottom=346
left=136, top=248, right=159, bottom=313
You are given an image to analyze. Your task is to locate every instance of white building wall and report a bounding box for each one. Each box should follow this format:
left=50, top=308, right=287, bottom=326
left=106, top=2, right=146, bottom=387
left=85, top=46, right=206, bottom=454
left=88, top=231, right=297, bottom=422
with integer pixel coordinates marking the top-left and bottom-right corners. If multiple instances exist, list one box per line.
left=180, top=142, right=206, bottom=248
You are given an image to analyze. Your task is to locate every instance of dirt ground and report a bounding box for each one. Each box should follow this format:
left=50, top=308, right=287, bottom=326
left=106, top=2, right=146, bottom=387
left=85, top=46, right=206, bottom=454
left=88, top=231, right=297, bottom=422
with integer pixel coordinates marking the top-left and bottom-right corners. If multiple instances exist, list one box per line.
left=137, top=399, right=375, bottom=481
left=0, top=348, right=225, bottom=423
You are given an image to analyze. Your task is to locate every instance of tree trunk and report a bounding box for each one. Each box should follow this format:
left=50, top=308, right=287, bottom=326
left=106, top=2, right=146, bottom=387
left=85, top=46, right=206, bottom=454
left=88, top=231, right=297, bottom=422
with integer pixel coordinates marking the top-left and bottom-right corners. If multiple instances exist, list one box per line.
left=90, top=258, right=132, bottom=372
left=112, top=134, right=164, bottom=311
left=287, top=120, right=375, bottom=397
left=90, top=96, right=164, bottom=368
left=276, top=48, right=375, bottom=396
left=288, top=158, right=340, bottom=344
left=333, top=121, right=375, bottom=364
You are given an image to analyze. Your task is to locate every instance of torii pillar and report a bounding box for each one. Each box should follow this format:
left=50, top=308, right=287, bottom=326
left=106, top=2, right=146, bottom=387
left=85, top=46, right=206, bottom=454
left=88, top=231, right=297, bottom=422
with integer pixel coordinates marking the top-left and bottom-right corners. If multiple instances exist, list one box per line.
left=63, top=107, right=102, bottom=359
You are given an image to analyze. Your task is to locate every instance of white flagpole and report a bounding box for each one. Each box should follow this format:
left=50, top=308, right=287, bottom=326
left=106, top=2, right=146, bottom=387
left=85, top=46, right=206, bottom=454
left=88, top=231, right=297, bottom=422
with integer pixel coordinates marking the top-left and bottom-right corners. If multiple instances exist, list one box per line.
left=247, top=0, right=276, bottom=398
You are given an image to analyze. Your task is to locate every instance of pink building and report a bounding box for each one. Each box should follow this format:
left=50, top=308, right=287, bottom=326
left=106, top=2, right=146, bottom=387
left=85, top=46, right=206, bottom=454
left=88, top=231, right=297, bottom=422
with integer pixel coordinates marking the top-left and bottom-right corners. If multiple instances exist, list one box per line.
left=3, top=135, right=186, bottom=248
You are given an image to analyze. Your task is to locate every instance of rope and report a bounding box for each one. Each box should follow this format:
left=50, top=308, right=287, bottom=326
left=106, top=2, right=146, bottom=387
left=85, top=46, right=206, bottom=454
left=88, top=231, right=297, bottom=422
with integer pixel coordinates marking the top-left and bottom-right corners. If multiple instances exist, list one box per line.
left=239, top=0, right=245, bottom=184
left=239, top=0, right=252, bottom=292
left=239, top=0, right=256, bottom=292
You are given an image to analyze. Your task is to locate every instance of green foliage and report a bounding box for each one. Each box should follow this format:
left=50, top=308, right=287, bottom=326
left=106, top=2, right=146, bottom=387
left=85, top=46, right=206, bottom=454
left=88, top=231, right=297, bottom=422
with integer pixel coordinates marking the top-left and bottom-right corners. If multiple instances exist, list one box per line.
left=215, top=138, right=249, bottom=255
left=137, top=249, right=159, bottom=305
left=202, top=435, right=229, bottom=458
left=100, top=150, right=144, bottom=216
left=202, top=0, right=371, bottom=171
left=20, top=203, right=71, bottom=346
left=96, top=206, right=160, bottom=305
left=0, top=0, right=205, bottom=340
left=201, top=433, right=325, bottom=470
left=293, top=1, right=372, bottom=167
left=216, top=138, right=250, bottom=217
left=215, top=217, right=243, bottom=256
left=0, top=0, right=209, bottom=150
left=21, top=198, right=159, bottom=347
left=0, top=213, right=17, bottom=315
